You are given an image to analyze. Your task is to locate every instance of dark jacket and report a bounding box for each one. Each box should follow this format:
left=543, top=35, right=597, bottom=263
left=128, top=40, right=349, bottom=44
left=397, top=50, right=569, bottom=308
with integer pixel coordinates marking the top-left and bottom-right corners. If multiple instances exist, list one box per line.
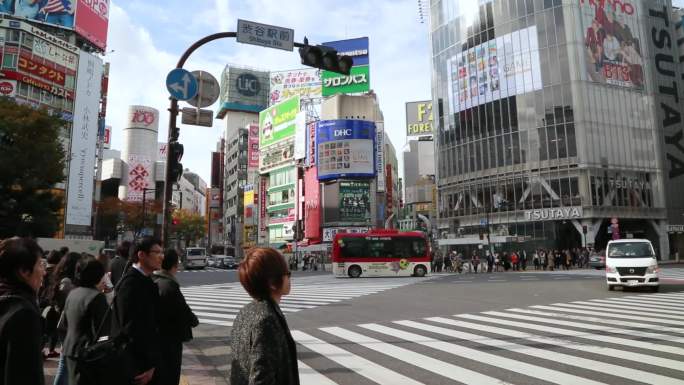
left=152, top=271, right=198, bottom=385
left=0, top=281, right=45, bottom=385
left=230, top=299, right=299, bottom=385
left=109, top=255, right=128, bottom=287
left=61, top=287, right=108, bottom=385
left=110, top=267, right=161, bottom=377
left=152, top=271, right=198, bottom=342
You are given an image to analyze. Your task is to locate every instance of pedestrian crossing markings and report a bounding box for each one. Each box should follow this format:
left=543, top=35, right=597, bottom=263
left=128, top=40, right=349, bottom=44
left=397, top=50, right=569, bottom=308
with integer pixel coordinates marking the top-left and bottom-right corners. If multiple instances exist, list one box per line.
left=291, top=291, right=684, bottom=385
left=182, top=276, right=435, bottom=327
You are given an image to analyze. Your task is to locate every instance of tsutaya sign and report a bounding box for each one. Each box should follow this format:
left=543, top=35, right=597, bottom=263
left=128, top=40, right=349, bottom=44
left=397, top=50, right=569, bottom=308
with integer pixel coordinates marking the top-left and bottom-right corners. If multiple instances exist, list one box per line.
left=524, top=207, right=583, bottom=221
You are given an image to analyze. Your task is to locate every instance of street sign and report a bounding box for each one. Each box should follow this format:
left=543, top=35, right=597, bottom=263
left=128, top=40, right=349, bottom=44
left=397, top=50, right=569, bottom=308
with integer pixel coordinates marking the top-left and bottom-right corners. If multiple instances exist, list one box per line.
left=187, top=70, right=220, bottom=108
left=166, top=68, right=198, bottom=101
left=236, top=19, right=294, bottom=51
left=181, top=107, right=213, bottom=127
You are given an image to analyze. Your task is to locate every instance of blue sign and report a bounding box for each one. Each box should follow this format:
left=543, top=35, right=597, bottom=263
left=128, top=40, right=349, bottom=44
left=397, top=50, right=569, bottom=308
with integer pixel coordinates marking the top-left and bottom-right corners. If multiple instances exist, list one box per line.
left=322, top=37, right=369, bottom=66
left=166, top=69, right=198, bottom=101
left=316, top=119, right=376, bottom=181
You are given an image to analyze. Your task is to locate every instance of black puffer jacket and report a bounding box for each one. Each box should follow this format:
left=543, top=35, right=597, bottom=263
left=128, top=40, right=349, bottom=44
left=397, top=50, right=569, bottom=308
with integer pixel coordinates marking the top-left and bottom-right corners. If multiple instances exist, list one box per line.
left=0, top=281, right=44, bottom=385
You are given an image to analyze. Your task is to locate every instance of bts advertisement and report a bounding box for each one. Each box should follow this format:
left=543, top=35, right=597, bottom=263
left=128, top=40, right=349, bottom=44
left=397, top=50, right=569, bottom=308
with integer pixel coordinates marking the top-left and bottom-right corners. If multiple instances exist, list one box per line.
left=580, top=0, right=643, bottom=89
left=446, top=25, right=542, bottom=114
left=316, top=119, right=376, bottom=181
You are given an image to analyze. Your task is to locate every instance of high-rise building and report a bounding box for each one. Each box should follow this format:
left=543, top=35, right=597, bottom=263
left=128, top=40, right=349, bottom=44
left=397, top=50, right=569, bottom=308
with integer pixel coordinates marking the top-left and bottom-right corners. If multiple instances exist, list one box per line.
left=0, top=3, right=110, bottom=237
left=429, top=0, right=684, bottom=259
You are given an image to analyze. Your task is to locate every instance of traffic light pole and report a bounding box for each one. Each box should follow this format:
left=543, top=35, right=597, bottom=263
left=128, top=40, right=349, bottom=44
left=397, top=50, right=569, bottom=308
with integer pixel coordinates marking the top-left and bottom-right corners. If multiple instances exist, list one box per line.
left=162, top=32, right=312, bottom=247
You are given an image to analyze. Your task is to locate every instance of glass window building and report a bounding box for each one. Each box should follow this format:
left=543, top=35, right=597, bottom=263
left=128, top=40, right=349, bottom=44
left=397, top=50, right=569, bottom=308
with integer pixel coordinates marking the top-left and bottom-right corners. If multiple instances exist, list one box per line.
left=430, top=0, right=684, bottom=258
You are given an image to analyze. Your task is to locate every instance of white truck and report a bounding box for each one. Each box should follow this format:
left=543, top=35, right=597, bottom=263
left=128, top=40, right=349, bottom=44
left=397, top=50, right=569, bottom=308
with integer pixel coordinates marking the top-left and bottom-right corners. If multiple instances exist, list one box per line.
left=36, top=238, right=105, bottom=255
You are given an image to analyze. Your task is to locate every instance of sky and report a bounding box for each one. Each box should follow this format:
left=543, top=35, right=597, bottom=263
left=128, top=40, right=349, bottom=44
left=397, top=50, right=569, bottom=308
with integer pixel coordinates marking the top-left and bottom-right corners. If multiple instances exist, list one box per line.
left=104, top=0, right=433, bottom=185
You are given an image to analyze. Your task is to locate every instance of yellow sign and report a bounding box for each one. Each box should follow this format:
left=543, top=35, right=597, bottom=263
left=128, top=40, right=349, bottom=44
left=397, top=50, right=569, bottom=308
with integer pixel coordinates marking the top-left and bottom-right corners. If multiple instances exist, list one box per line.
left=406, top=101, right=434, bottom=136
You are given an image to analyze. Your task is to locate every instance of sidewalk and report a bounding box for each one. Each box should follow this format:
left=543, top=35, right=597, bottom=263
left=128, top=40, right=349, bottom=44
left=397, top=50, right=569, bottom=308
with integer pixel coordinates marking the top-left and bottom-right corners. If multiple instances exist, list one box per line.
left=43, top=341, right=228, bottom=385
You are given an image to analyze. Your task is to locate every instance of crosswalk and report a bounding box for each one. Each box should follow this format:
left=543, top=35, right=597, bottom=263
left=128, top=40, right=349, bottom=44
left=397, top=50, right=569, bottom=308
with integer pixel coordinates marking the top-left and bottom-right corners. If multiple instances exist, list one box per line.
left=538, top=267, right=684, bottom=281
left=292, top=291, right=684, bottom=385
left=182, top=275, right=436, bottom=327
left=178, top=267, right=229, bottom=273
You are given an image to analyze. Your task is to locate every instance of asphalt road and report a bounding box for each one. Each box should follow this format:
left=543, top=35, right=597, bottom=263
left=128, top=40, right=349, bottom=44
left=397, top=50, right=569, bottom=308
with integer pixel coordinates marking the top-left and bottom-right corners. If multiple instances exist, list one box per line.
left=182, top=266, right=684, bottom=385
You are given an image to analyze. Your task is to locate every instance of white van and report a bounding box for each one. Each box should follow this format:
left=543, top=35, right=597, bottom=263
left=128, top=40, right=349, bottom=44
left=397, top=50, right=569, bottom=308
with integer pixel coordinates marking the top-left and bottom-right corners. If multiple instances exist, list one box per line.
left=184, top=247, right=207, bottom=269
left=605, top=239, right=659, bottom=292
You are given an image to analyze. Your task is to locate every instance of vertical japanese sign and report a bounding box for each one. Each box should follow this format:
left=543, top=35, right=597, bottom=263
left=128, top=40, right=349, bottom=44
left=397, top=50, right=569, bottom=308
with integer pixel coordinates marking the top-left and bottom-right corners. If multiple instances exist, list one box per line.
left=339, top=181, right=371, bottom=222
left=259, top=176, right=268, bottom=234
left=247, top=123, right=260, bottom=168
left=376, top=122, right=385, bottom=192
left=66, top=50, right=102, bottom=226
left=304, top=167, right=321, bottom=239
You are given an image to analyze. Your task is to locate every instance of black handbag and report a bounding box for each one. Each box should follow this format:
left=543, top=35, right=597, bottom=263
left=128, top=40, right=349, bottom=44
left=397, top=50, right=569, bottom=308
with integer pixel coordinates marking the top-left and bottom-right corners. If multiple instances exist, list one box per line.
left=76, top=264, right=135, bottom=385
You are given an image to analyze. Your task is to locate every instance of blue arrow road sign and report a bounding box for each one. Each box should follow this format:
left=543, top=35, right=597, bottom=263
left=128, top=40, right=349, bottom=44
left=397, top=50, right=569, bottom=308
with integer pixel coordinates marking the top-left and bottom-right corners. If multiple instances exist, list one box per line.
left=166, top=68, right=198, bottom=101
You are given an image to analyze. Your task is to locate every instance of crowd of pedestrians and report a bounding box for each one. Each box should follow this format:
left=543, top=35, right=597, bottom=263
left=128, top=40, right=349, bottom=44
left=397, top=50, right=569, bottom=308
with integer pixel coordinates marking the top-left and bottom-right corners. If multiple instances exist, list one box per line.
left=0, top=236, right=200, bottom=385
left=433, top=247, right=591, bottom=274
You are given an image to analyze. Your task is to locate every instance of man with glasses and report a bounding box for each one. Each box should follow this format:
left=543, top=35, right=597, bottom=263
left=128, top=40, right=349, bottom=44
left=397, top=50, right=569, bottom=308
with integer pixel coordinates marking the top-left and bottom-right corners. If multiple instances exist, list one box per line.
left=111, top=237, right=164, bottom=385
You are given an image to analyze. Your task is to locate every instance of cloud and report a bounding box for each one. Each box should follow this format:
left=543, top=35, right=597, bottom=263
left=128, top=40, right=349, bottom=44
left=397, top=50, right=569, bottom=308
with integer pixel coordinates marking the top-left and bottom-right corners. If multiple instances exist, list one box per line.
left=106, top=0, right=432, bottom=184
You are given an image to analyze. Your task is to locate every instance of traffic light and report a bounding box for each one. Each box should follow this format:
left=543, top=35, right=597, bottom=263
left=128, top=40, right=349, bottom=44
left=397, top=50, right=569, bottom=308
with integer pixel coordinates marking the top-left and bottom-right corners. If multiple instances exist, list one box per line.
left=582, top=225, right=588, bottom=234
left=298, top=37, right=353, bottom=75
left=168, top=141, right=184, bottom=182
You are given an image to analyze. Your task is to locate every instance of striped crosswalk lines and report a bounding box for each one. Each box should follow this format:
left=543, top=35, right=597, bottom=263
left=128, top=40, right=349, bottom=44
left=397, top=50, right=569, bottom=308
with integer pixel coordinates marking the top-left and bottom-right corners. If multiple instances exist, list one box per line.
left=182, top=276, right=434, bottom=327
left=293, top=291, right=684, bottom=384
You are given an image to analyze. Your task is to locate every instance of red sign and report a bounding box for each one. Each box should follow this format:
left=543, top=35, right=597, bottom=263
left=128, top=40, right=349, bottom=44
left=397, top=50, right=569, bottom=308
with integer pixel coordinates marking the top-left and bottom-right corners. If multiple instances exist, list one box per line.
left=259, top=177, right=268, bottom=232
left=130, top=109, right=156, bottom=126
left=18, top=55, right=65, bottom=86
left=248, top=123, right=260, bottom=168
left=74, top=0, right=110, bottom=50
left=308, top=121, right=316, bottom=165
left=103, top=125, right=111, bottom=147
left=304, top=167, right=321, bottom=239
left=0, top=81, right=16, bottom=97
left=2, top=71, right=74, bottom=100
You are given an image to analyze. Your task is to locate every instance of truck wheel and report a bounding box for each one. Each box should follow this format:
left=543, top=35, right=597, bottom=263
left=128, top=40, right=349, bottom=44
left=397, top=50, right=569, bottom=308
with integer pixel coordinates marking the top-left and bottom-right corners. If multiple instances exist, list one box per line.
left=414, top=265, right=427, bottom=277
left=348, top=265, right=362, bottom=278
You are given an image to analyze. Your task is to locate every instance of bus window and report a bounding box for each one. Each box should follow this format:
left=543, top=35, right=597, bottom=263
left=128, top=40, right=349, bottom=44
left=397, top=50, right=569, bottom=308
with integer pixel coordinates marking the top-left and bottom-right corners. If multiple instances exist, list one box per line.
left=339, top=238, right=367, bottom=258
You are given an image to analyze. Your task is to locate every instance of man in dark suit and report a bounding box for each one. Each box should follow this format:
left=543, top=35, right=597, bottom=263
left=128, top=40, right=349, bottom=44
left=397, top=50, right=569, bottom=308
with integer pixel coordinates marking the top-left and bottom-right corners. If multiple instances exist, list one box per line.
left=109, top=241, right=132, bottom=286
left=152, top=248, right=198, bottom=385
left=111, top=237, right=163, bottom=385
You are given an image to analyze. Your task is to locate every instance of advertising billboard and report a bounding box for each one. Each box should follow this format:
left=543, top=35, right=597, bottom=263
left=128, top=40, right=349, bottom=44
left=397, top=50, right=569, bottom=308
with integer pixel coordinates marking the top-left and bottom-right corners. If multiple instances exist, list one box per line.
left=259, top=95, right=299, bottom=148
left=579, top=0, right=643, bottom=89
left=102, top=125, right=111, bottom=149
left=321, top=37, right=370, bottom=96
left=446, top=25, right=542, bottom=114
left=3, top=0, right=76, bottom=29
left=247, top=123, right=259, bottom=168
left=339, top=181, right=371, bottom=222
left=217, top=65, right=270, bottom=117
left=244, top=184, right=255, bottom=226
left=65, top=49, right=102, bottom=226
left=31, top=34, right=79, bottom=71
left=376, top=122, right=385, bottom=192
left=125, top=154, right=152, bottom=202
left=74, top=0, right=109, bottom=50
left=316, top=119, right=376, bottom=181
left=269, top=68, right=322, bottom=106
left=304, top=167, right=321, bottom=239
left=406, top=101, right=434, bottom=137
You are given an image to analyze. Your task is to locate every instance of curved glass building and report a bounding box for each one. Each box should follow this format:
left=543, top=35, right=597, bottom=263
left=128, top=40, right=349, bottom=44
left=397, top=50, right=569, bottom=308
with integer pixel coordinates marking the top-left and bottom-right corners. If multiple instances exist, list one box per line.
left=430, top=0, right=684, bottom=258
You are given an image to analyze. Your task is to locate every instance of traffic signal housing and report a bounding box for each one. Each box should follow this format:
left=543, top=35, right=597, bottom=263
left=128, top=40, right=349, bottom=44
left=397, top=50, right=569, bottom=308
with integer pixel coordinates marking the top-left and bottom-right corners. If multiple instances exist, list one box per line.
left=168, top=141, right=184, bottom=183
left=298, top=39, right=353, bottom=75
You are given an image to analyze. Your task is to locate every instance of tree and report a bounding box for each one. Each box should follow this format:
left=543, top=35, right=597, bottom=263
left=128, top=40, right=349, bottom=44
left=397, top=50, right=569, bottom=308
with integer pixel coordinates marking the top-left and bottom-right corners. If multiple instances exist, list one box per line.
left=0, top=98, right=66, bottom=238
left=170, top=209, right=206, bottom=246
left=96, top=196, right=163, bottom=239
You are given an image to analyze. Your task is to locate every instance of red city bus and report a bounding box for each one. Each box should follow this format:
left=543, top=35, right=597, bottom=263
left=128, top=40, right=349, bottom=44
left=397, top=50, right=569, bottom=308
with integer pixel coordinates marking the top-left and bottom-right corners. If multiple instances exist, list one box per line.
left=332, top=229, right=431, bottom=278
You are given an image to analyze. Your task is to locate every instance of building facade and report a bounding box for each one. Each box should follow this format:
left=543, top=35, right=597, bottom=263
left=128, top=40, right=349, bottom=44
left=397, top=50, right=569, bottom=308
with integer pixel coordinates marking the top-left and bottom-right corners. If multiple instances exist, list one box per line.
left=430, top=0, right=684, bottom=258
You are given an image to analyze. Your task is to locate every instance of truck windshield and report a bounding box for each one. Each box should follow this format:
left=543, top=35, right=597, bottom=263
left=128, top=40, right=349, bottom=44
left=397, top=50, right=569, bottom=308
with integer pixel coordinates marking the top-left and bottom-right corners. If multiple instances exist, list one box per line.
left=608, top=243, right=654, bottom=258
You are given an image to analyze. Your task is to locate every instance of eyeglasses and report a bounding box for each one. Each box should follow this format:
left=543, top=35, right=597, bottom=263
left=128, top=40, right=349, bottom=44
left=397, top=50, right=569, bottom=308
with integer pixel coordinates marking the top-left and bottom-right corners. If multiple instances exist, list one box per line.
left=284, top=271, right=292, bottom=277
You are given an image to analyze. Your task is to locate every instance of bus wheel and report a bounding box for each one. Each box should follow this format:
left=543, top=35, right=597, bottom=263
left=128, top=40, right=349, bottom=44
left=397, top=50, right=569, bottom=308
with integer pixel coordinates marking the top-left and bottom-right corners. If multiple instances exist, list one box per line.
left=348, top=265, right=362, bottom=278
left=414, top=265, right=427, bottom=277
